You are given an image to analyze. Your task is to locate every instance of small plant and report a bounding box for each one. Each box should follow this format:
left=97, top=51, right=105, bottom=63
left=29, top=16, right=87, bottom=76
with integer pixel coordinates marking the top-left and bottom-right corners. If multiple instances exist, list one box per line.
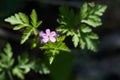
left=0, top=2, right=107, bottom=80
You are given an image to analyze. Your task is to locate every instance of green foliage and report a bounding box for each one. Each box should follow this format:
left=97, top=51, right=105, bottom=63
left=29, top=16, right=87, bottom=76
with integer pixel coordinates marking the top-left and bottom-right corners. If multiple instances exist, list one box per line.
left=80, top=2, right=107, bottom=27
left=2, top=2, right=107, bottom=80
left=12, top=53, right=34, bottom=80
left=32, top=61, right=50, bottom=74
left=0, top=43, right=14, bottom=69
left=0, top=44, right=33, bottom=80
left=40, top=41, right=70, bottom=64
left=57, top=2, right=107, bottom=51
left=0, top=43, right=43, bottom=80
left=5, top=9, right=42, bottom=44
left=0, top=43, right=14, bottom=80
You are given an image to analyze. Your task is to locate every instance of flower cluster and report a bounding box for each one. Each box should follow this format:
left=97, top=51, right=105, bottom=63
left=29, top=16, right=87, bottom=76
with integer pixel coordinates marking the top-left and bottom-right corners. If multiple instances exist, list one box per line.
left=39, top=29, right=57, bottom=43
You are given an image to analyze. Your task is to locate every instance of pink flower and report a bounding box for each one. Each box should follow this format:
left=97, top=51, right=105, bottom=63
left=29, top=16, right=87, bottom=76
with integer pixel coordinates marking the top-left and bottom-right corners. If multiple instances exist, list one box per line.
left=39, top=29, right=57, bottom=43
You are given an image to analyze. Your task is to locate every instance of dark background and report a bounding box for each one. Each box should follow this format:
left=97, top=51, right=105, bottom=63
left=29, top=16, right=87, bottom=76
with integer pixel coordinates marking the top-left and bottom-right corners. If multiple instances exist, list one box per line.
left=0, top=0, right=120, bottom=80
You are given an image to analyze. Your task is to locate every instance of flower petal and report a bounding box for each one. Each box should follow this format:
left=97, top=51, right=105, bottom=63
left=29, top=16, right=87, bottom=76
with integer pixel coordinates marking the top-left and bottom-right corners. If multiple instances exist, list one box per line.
left=39, top=31, right=44, bottom=37
left=46, top=29, right=50, bottom=35
left=51, top=31, right=56, bottom=36
left=50, top=36, right=56, bottom=42
left=42, top=38, right=49, bottom=43
left=42, top=33, right=48, bottom=38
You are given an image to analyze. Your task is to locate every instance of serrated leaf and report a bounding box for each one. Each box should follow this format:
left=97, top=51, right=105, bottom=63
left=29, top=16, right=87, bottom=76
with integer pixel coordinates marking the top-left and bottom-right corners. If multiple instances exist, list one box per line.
left=4, top=43, right=13, bottom=58
left=13, top=24, right=26, bottom=30
left=40, top=42, right=70, bottom=63
left=31, top=60, right=50, bottom=74
left=19, top=12, right=29, bottom=24
left=12, top=67, right=24, bottom=79
left=5, top=14, right=23, bottom=25
left=57, top=19, right=67, bottom=25
left=79, top=38, right=86, bottom=49
left=56, top=25, right=68, bottom=33
left=85, top=37, right=98, bottom=52
left=89, top=15, right=101, bottom=22
left=59, top=6, right=74, bottom=19
left=12, top=53, right=34, bottom=79
left=5, top=12, right=30, bottom=31
left=81, top=19, right=102, bottom=27
left=30, top=9, right=37, bottom=27
left=0, top=43, right=14, bottom=69
left=5, top=9, right=42, bottom=44
left=21, top=27, right=33, bottom=44
left=58, top=6, right=75, bottom=26
left=57, top=3, right=107, bottom=52
left=57, top=35, right=66, bottom=42
left=88, top=33, right=99, bottom=39
left=81, top=25, right=92, bottom=33
left=72, top=34, right=79, bottom=47
left=80, top=3, right=88, bottom=19
left=41, top=42, right=70, bottom=52
left=39, top=64, right=50, bottom=74
left=95, top=5, right=107, bottom=16
left=80, top=3, right=107, bottom=27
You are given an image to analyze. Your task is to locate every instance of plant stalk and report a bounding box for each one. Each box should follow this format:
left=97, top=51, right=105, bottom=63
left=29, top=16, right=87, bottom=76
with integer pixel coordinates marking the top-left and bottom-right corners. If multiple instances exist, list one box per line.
left=7, top=70, right=14, bottom=80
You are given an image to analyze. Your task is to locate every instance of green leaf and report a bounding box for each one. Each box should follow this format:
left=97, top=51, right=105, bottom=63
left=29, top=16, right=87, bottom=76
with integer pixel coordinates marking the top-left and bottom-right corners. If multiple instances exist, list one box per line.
left=81, top=25, right=92, bottom=33
left=13, top=24, right=27, bottom=30
left=81, top=19, right=102, bottom=27
left=80, top=3, right=107, bottom=27
left=5, top=13, right=23, bottom=25
left=80, top=3, right=88, bottom=19
left=57, top=35, right=66, bottom=42
left=12, top=67, right=24, bottom=80
left=19, top=12, right=29, bottom=24
left=85, top=37, right=98, bottom=52
left=30, top=9, right=37, bottom=27
left=58, top=6, right=75, bottom=27
left=56, top=25, right=68, bottom=34
left=39, top=64, right=50, bottom=74
left=21, top=27, right=33, bottom=44
left=0, top=43, right=14, bottom=68
left=5, top=9, right=42, bottom=44
left=40, top=42, right=70, bottom=63
left=88, top=32, right=99, bottom=39
left=31, top=60, right=50, bottom=74
left=57, top=3, right=107, bottom=51
left=12, top=53, right=34, bottom=79
left=3, top=43, right=13, bottom=58
left=18, top=53, right=29, bottom=64
left=41, top=42, right=70, bottom=53
left=72, top=34, right=79, bottom=47
left=95, top=5, right=107, bottom=16
left=79, top=38, right=86, bottom=49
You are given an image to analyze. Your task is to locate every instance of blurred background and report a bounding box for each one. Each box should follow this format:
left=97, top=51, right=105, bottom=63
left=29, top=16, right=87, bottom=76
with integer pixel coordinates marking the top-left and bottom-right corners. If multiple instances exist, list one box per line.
left=0, top=0, right=120, bottom=80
